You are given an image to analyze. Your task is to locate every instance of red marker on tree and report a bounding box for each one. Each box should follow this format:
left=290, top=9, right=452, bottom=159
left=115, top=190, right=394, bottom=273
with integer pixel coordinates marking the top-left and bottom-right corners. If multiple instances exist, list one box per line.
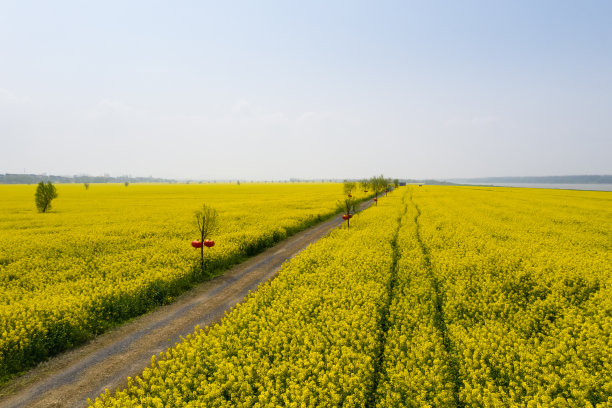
left=338, top=197, right=357, bottom=229
left=193, top=204, right=218, bottom=277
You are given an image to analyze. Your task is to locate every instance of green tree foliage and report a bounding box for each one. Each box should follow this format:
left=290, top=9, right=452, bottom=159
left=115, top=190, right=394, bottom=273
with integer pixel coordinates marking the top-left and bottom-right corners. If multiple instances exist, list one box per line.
left=337, top=197, right=358, bottom=229
left=369, top=175, right=387, bottom=197
left=359, top=179, right=370, bottom=193
left=337, top=197, right=358, bottom=215
left=34, top=181, right=58, bottom=213
left=194, top=204, right=218, bottom=241
left=343, top=180, right=356, bottom=196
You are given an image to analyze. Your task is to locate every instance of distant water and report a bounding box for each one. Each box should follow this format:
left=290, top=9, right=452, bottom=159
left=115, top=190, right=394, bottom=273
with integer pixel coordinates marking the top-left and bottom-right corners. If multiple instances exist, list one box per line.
left=466, top=182, right=612, bottom=192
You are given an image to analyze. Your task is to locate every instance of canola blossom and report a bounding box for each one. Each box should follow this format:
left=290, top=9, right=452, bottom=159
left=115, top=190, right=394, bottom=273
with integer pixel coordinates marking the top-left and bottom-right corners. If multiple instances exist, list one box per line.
left=0, top=183, right=364, bottom=382
left=375, top=193, right=456, bottom=407
left=90, top=191, right=405, bottom=407
left=412, top=186, right=611, bottom=407
left=90, top=186, right=610, bottom=407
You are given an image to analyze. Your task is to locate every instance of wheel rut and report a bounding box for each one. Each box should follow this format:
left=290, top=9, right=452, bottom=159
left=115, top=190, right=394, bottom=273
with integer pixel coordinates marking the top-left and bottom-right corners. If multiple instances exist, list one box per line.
left=410, top=192, right=465, bottom=407
left=365, top=200, right=407, bottom=408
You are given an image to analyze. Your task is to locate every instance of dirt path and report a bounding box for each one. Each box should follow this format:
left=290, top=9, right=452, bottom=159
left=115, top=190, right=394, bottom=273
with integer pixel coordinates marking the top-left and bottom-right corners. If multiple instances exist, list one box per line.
left=0, top=202, right=372, bottom=408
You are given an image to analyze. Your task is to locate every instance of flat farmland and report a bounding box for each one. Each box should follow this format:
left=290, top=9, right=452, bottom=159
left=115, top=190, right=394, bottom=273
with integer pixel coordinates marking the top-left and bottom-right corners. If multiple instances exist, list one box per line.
left=86, top=186, right=611, bottom=408
left=0, top=183, right=356, bottom=383
left=2, top=185, right=610, bottom=407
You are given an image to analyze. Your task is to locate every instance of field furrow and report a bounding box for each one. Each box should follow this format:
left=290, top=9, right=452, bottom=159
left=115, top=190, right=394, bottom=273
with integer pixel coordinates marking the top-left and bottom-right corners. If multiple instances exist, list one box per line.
left=414, top=186, right=612, bottom=407
left=374, top=191, right=458, bottom=407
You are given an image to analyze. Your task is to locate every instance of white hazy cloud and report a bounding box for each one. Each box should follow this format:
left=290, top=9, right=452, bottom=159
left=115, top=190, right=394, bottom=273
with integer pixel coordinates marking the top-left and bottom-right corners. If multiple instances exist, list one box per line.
left=88, top=99, right=144, bottom=118
left=297, top=111, right=340, bottom=123
left=0, top=88, right=29, bottom=106
left=231, top=99, right=253, bottom=116
left=444, top=115, right=501, bottom=128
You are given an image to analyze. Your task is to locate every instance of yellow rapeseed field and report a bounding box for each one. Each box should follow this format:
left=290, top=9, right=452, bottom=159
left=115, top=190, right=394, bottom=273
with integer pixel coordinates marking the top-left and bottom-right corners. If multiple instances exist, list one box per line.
left=89, top=186, right=611, bottom=407
left=406, top=186, right=611, bottom=407
left=0, top=183, right=360, bottom=382
left=90, top=187, right=405, bottom=408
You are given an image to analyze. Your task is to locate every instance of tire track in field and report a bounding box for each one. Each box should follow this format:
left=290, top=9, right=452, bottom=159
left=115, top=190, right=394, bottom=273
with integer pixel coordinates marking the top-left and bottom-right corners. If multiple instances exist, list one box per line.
left=365, top=199, right=407, bottom=408
left=410, top=191, right=465, bottom=407
left=0, top=201, right=374, bottom=408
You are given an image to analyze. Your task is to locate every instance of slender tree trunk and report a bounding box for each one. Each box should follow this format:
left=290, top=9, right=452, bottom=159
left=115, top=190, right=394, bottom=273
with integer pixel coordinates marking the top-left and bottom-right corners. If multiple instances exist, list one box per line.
left=200, top=230, right=205, bottom=275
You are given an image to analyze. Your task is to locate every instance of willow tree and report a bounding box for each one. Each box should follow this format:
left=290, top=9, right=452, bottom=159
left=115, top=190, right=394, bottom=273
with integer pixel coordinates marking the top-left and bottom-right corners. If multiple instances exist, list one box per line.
left=337, top=197, right=358, bottom=229
left=343, top=180, right=356, bottom=197
left=35, top=181, right=58, bottom=213
left=359, top=179, right=370, bottom=194
left=369, top=175, right=387, bottom=205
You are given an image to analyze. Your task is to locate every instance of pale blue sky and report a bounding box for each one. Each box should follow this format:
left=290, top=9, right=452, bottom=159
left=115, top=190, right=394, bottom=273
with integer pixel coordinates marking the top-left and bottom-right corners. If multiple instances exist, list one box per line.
left=1, top=1, right=611, bottom=180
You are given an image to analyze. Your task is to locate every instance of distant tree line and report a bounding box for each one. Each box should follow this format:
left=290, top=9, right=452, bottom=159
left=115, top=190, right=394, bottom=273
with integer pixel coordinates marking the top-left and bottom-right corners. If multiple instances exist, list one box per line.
left=453, top=175, right=612, bottom=184
left=0, top=174, right=176, bottom=184
left=0, top=173, right=514, bottom=185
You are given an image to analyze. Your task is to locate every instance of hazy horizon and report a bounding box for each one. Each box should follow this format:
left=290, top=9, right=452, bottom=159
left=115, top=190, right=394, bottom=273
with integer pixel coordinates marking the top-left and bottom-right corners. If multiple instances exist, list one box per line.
left=2, top=1, right=611, bottom=180
left=3, top=171, right=612, bottom=183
